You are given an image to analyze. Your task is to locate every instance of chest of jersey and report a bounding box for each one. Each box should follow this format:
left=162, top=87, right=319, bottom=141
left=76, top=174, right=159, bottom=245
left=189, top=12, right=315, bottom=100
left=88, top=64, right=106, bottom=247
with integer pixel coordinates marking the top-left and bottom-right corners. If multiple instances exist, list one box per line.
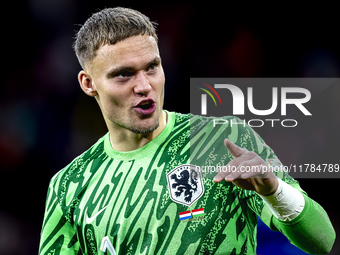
left=70, top=155, right=258, bottom=255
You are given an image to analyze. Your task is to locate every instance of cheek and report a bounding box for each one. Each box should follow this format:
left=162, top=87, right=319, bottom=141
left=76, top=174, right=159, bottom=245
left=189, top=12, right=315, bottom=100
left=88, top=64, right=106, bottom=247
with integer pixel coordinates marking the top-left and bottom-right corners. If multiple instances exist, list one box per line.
left=97, top=82, right=126, bottom=107
left=104, top=95, right=125, bottom=109
left=96, top=89, right=126, bottom=116
left=154, top=68, right=165, bottom=96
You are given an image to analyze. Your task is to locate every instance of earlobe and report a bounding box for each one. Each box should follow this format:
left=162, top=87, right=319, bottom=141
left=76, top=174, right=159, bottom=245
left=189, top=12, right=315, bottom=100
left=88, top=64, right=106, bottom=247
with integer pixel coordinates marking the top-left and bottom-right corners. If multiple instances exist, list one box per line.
left=78, top=70, right=98, bottom=97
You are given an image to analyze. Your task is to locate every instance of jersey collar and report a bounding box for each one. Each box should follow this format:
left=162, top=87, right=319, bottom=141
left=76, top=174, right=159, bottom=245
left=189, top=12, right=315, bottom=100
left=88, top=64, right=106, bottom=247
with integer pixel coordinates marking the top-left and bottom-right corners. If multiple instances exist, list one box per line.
left=104, top=110, right=175, bottom=161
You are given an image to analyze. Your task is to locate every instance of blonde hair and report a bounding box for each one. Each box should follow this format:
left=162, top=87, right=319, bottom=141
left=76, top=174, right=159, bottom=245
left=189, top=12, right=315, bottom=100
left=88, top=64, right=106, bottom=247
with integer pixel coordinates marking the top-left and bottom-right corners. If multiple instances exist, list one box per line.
left=73, top=7, right=158, bottom=69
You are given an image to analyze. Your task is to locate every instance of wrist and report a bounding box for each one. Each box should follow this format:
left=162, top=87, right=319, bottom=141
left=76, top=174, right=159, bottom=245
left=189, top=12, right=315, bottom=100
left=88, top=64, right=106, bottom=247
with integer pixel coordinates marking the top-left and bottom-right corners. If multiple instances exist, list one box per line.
left=257, top=178, right=305, bottom=221
left=258, top=177, right=279, bottom=196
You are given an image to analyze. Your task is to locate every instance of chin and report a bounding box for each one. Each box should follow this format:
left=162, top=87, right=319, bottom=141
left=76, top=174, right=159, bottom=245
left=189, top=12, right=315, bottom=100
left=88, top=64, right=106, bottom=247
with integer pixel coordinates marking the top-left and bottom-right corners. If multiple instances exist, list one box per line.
left=128, top=115, right=160, bottom=134
left=129, top=123, right=159, bottom=134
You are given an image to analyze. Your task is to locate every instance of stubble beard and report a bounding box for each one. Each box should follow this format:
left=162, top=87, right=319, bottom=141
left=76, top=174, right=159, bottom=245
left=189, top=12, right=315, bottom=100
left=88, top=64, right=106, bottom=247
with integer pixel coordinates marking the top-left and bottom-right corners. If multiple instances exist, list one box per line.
left=128, top=108, right=162, bottom=135
left=129, top=121, right=160, bottom=134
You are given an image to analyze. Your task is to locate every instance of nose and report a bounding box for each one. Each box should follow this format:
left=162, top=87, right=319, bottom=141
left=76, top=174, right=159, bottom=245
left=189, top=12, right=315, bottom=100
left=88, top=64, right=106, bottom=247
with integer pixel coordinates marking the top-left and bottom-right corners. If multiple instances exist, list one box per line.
left=133, top=71, right=152, bottom=96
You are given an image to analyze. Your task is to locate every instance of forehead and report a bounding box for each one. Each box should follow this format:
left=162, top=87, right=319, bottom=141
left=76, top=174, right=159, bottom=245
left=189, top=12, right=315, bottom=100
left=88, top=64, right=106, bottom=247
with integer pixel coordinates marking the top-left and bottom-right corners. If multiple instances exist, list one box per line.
left=88, top=35, right=159, bottom=74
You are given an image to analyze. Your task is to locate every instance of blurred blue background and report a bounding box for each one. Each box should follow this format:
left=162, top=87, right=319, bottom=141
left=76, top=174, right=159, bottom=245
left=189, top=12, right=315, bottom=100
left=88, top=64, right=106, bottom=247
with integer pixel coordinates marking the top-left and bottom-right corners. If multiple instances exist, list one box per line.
left=257, top=218, right=310, bottom=255
left=1, top=1, right=339, bottom=254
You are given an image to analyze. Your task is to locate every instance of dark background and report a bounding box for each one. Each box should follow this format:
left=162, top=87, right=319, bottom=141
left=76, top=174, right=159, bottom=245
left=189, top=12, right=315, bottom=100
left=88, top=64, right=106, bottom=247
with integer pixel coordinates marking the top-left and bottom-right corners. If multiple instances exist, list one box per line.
left=1, top=1, right=339, bottom=254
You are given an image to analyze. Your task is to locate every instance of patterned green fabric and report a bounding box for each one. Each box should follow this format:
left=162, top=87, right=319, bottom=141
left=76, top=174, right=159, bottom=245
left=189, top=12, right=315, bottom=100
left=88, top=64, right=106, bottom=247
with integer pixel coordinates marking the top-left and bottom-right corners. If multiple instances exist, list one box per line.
left=39, top=111, right=301, bottom=255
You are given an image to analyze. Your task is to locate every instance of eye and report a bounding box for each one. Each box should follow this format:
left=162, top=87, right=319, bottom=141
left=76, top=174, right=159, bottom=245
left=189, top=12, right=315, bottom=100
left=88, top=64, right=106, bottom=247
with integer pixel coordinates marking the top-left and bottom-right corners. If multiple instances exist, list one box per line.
left=146, top=63, right=157, bottom=72
left=116, top=72, right=131, bottom=78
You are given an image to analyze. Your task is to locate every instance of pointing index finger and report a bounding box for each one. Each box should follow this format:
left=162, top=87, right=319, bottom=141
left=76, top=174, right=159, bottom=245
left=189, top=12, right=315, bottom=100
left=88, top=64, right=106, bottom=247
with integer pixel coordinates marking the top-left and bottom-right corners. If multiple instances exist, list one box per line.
left=224, top=138, right=247, bottom=158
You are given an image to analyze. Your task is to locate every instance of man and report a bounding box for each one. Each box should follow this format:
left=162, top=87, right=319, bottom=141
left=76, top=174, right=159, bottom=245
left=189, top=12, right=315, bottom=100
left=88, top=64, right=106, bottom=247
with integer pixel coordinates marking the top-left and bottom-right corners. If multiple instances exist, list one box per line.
left=39, top=7, right=335, bottom=254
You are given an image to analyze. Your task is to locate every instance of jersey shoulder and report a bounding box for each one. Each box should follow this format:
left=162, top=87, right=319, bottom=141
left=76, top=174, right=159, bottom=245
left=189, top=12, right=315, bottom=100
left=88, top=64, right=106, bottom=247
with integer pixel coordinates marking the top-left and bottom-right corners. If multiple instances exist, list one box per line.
left=49, top=134, right=107, bottom=192
left=172, top=111, right=193, bottom=125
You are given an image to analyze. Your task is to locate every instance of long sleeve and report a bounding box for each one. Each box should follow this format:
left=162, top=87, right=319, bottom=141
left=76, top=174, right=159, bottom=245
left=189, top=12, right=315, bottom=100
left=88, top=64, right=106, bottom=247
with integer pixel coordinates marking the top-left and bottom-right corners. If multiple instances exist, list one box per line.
left=260, top=190, right=335, bottom=254
left=234, top=117, right=336, bottom=254
left=39, top=180, right=80, bottom=255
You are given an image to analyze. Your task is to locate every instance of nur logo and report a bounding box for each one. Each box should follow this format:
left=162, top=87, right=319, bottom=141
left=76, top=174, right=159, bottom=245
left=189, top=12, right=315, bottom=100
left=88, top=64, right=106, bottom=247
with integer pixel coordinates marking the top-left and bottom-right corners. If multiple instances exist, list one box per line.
left=197, top=82, right=311, bottom=117
left=196, top=80, right=312, bottom=128
left=197, top=82, right=223, bottom=115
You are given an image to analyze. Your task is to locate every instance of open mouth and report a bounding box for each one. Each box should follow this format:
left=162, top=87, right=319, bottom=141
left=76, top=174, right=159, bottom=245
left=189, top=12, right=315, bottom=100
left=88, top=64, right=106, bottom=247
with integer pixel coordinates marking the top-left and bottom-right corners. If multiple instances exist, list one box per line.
left=138, top=101, right=153, bottom=110
left=134, top=99, right=156, bottom=115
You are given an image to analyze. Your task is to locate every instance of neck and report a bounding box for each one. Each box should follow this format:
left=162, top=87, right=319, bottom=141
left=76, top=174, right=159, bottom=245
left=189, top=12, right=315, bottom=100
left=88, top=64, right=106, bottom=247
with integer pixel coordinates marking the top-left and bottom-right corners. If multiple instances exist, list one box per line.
left=108, top=111, right=167, bottom=152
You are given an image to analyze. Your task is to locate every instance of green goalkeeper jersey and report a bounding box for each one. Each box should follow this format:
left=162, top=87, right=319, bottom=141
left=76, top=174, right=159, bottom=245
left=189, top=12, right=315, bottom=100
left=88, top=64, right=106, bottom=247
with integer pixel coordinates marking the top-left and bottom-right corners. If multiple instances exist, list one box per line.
left=38, top=111, right=307, bottom=255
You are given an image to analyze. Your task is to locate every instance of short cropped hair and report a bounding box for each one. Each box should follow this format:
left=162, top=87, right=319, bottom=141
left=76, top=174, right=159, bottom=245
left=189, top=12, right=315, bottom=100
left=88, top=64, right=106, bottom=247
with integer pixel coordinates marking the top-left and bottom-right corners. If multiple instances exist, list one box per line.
left=73, top=7, right=158, bottom=69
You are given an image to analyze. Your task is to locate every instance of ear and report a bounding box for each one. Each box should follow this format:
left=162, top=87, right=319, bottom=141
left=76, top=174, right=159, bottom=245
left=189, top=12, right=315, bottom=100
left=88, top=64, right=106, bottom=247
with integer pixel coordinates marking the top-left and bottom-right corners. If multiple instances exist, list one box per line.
left=78, top=70, right=98, bottom=97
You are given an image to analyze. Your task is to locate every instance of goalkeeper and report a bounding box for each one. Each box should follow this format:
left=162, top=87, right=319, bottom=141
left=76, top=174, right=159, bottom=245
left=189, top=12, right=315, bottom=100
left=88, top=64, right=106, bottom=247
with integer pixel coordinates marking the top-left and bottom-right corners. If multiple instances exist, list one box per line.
left=39, top=7, right=335, bottom=255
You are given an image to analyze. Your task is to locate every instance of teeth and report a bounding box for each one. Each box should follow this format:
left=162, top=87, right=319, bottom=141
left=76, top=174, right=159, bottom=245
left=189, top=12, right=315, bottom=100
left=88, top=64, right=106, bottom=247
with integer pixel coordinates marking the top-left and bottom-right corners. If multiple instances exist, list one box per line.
left=139, top=101, right=153, bottom=110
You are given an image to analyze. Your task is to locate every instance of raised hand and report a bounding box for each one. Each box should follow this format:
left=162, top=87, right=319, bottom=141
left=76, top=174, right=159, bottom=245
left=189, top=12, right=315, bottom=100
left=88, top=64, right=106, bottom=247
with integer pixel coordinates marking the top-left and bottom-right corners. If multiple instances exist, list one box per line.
left=213, top=139, right=278, bottom=196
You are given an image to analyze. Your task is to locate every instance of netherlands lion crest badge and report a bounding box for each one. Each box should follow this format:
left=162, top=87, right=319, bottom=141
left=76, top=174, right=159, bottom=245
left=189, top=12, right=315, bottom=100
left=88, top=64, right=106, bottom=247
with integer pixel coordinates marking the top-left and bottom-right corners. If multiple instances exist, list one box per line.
left=166, top=164, right=204, bottom=206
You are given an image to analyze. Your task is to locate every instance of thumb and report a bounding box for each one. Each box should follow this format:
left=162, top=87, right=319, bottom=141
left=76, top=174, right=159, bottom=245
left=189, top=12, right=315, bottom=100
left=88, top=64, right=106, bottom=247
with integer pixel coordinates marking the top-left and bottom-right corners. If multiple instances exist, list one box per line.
left=224, top=138, right=247, bottom=158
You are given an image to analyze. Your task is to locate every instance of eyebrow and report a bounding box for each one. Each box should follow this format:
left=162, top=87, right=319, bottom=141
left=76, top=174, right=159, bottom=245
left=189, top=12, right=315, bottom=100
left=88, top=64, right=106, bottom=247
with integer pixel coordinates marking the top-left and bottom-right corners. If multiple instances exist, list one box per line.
left=106, top=56, right=161, bottom=78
